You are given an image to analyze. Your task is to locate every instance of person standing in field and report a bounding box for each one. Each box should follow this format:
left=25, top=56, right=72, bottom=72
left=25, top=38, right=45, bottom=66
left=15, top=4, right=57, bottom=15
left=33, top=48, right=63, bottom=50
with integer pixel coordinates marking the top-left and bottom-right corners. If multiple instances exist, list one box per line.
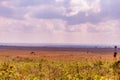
left=114, top=46, right=117, bottom=58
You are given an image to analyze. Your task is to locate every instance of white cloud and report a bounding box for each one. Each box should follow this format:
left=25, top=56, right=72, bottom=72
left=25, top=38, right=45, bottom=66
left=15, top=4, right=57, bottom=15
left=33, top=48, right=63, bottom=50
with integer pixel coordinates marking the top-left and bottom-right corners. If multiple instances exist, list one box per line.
left=0, top=16, right=68, bottom=38
left=0, top=15, right=120, bottom=45
left=55, top=0, right=64, bottom=3
left=0, top=0, right=120, bottom=45
left=64, top=0, right=101, bottom=16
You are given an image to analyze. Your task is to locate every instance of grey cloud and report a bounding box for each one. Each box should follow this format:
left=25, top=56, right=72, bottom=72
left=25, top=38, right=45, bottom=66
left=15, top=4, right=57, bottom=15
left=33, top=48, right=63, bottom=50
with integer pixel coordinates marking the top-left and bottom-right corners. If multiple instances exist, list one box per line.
left=100, top=0, right=120, bottom=19
left=1, top=0, right=120, bottom=25
left=33, top=10, right=102, bottom=25
left=0, top=6, right=14, bottom=18
left=32, top=0, right=120, bottom=25
left=70, top=0, right=120, bottom=24
left=33, top=9, right=64, bottom=19
left=0, top=0, right=57, bottom=19
left=18, top=0, right=56, bottom=7
left=64, top=12, right=102, bottom=25
left=29, top=0, right=102, bottom=24
left=0, top=5, right=26, bottom=19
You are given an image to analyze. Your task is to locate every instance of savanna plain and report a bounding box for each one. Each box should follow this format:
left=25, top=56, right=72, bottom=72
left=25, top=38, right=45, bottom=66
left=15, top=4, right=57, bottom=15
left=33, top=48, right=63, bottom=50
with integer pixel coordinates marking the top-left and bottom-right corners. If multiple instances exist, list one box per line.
left=0, top=46, right=120, bottom=80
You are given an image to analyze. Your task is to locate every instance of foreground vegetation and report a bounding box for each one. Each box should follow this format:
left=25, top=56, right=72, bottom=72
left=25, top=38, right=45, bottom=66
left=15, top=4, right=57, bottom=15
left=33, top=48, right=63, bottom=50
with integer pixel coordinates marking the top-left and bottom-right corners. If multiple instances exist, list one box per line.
left=0, top=57, right=120, bottom=80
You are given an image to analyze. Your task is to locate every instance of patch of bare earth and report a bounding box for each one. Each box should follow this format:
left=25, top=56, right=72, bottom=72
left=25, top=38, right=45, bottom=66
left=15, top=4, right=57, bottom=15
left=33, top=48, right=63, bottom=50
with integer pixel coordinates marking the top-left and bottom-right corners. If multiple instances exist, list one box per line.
left=0, top=48, right=120, bottom=62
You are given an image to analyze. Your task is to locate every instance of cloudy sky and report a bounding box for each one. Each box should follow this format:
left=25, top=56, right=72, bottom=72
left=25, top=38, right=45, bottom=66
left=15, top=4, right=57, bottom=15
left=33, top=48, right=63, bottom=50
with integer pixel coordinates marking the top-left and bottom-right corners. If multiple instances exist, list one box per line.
left=0, top=0, right=120, bottom=45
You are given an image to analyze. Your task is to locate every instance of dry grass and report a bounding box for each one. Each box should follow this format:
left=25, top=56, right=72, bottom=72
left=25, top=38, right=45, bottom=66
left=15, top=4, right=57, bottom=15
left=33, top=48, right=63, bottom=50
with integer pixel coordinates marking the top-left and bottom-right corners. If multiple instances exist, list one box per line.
left=0, top=49, right=120, bottom=62
left=0, top=48, right=120, bottom=79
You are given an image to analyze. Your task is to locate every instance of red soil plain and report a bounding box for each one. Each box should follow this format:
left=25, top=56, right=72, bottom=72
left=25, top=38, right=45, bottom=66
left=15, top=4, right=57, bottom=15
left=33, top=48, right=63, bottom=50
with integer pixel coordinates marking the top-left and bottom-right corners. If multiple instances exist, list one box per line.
left=0, top=46, right=120, bottom=62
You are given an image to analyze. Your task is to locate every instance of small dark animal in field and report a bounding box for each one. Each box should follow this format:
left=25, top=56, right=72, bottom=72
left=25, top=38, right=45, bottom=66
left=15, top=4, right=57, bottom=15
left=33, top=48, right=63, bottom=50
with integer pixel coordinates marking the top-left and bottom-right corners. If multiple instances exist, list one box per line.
left=30, top=52, right=36, bottom=55
left=114, top=52, right=117, bottom=58
left=114, top=46, right=117, bottom=58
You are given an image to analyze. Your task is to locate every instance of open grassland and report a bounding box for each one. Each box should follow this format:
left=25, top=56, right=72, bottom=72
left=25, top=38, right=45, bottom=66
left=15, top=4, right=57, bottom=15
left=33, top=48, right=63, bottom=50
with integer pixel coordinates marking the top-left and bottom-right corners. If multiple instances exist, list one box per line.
left=0, top=48, right=120, bottom=80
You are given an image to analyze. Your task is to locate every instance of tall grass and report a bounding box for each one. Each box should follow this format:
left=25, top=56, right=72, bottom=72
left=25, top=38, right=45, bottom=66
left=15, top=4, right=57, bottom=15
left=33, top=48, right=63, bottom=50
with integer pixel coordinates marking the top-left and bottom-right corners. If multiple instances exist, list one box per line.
left=0, top=57, right=120, bottom=80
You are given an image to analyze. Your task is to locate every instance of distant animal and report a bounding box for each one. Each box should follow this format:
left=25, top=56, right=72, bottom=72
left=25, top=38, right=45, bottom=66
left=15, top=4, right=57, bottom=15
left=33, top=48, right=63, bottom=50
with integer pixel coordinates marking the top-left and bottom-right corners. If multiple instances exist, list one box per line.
left=30, top=52, right=36, bottom=55
left=113, top=46, right=117, bottom=58
left=114, top=52, right=117, bottom=58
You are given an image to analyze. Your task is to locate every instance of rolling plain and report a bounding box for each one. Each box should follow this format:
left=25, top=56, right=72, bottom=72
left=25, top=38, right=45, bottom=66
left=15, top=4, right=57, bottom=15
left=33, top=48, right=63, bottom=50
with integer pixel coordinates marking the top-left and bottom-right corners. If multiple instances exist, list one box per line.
left=0, top=46, right=120, bottom=80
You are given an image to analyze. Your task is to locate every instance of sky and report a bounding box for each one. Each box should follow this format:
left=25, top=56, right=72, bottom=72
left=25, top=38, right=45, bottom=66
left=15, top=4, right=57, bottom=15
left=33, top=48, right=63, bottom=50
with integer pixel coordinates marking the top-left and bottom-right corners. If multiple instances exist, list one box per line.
left=0, top=0, right=120, bottom=45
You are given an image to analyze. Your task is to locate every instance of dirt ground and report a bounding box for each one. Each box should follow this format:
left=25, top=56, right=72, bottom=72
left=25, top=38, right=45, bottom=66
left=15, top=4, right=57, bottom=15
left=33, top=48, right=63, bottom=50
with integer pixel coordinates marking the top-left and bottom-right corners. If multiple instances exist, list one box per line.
left=0, top=47, right=120, bottom=62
